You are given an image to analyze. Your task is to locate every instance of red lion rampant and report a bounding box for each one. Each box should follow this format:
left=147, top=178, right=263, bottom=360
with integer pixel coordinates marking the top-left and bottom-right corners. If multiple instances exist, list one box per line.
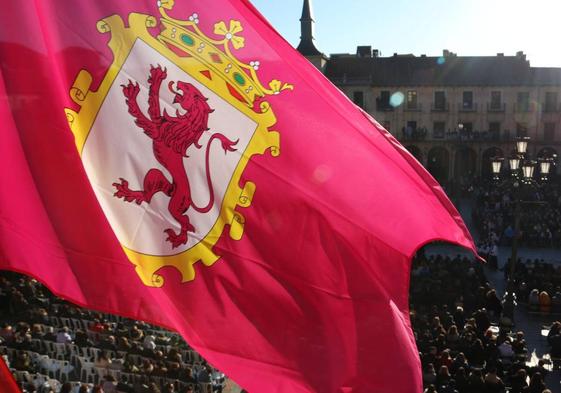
left=113, top=65, right=238, bottom=248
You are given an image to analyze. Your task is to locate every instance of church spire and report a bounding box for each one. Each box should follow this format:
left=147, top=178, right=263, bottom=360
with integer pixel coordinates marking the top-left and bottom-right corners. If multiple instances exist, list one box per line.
left=297, top=0, right=322, bottom=56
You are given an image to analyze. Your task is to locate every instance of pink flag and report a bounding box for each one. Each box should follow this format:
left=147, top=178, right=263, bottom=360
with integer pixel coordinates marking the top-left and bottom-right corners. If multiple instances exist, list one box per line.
left=0, top=1, right=475, bottom=392
left=0, top=357, right=19, bottom=393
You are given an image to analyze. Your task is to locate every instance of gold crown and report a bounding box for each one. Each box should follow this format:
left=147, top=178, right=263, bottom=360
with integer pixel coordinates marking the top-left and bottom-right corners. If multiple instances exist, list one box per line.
left=155, top=1, right=293, bottom=107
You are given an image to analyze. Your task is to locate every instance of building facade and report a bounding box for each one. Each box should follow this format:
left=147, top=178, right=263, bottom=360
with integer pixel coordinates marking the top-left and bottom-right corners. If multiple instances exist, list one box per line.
left=297, top=1, right=561, bottom=186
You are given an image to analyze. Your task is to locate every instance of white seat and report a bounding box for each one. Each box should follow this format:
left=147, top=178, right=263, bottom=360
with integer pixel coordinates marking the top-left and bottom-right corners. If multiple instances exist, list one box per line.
left=43, top=340, right=56, bottom=354
left=50, top=316, right=60, bottom=327
left=107, top=368, right=121, bottom=380
left=89, top=347, right=101, bottom=362
left=57, top=360, right=74, bottom=382
left=31, top=373, right=47, bottom=388
left=80, top=361, right=96, bottom=384
left=31, top=339, right=43, bottom=352
left=54, top=342, right=67, bottom=354
left=60, top=317, right=71, bottom=328
left=45, top=358, right=60, bottom=378
left=71, top=318, right=83, bottom=330
left=13, top=370, right=31, bottom=383
left=37, top=354, right=51, bottom=374
left=94, top=365, right=108, bottom=379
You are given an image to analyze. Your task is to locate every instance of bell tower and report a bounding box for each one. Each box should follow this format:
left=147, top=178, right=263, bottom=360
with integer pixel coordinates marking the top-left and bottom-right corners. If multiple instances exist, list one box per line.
left=296, top=0, right=327, bottom=71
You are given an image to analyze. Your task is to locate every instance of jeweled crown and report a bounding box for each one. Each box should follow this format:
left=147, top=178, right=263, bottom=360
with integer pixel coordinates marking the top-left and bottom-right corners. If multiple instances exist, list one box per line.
left=156, top=1, right=293, bottom=107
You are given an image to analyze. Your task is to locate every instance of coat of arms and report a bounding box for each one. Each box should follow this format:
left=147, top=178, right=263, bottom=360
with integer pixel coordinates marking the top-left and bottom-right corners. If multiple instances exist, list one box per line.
left=65, top=2, right=292, bottom=287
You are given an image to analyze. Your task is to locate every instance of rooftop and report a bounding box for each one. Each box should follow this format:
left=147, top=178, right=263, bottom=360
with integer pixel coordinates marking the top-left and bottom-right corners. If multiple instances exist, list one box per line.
left=323, top=48, right=561, bottom=87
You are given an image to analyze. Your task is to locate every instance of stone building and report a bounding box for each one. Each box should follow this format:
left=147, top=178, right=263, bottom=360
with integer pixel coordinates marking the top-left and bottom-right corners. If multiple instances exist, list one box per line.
left=296, top=1, right=561, bottom=185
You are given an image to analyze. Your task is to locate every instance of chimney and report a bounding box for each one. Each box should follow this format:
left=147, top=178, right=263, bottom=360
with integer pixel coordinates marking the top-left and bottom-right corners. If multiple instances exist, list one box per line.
left=443, top=49, right=450, bottom=57
left=356, top=46, right=372, bottom=58
left=497, top=53, right=504, bottom=57
left=372, top=49, right=380, bottom=58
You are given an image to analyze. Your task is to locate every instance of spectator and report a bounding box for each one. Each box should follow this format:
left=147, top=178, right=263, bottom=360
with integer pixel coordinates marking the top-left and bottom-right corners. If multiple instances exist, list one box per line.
left=435, top=365, right=451, bottom=386
left=101, top=375, right=118, bottom=393
left=510, top=368, right=528, bottom=393
left=60, top=383, right=73, bottom=393
left=527, top=372, right=546, bottom=393
left=56, top=327, right=73, bottom=344
left=466, top=369, right=485, bottom=393
left=539, top=291, right=552, bottom=313
left=512, top=331, right=527, bottom=355
left=95, top=351, right=111, bottom=369
left=483, top=368, right=504, bottom=393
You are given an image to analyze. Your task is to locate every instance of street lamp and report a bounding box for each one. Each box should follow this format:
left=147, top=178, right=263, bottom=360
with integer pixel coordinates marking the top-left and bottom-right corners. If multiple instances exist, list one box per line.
left=516, top=136, right=530, bottom=155
left=491, top=157, right=504, bottom=181
left=539, top=158, right=554, bottom=181
left=508, top=156, right=521, bottom=171
left=521, top=160, right=536, bottom=182
left=489, top=137, right=554, bottom=329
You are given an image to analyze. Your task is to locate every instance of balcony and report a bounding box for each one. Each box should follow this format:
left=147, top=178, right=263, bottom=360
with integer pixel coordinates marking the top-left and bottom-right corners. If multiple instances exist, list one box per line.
left=458, top=102, right=478, bottom=112
left=404, top=103, right=422, bottom=112
left=432, top=130, right=446, bottom=139
left=401, top=127, right=428, bottom=141
left=514, top=103, right=533, bottom=113
left=398, top=129, right=512, bottom=143
left=375, top=98, right=394, bottom=112
left=431, top=102, right=449, bottom=112
left=542, top=102, right=561, bottom=113
left=487, top=103, right=506, bottom=112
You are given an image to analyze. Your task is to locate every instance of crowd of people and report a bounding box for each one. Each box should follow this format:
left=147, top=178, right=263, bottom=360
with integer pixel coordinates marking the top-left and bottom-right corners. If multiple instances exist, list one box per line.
left=3, top=249, right=561, bottom=393
left=0, top=271, right=227, bottom=393
left=411, top=251, right=554, bottom=393
left=473, top=181, right=561, bottom=249
left=499, top=257, right=561, bottom=319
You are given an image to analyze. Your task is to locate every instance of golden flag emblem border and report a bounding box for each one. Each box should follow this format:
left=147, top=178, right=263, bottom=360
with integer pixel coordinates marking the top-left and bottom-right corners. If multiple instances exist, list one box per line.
left=64, top=7, right=293, bottom=287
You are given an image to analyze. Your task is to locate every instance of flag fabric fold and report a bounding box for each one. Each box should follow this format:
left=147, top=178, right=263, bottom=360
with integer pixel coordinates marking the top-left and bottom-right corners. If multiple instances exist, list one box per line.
left=0, top=357, right=19, bottom=393
left=0, top=1, right=476, bottom=392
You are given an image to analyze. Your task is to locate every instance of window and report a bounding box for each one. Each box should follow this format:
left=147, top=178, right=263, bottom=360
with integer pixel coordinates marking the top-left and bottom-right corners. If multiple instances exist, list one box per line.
left=353, top=91, right=364, bottom=109
left=462, top=91, right=473, bottom=109
left=489, top=122, right=500, bottom=140
left=433, top=121, right=445, bottom=138
left=434, top=91, right=446, bottom=110
left=407, top=90, right=417, bottom=109
left=380, top=91, right=390, bottom=106
left=489, top=122, right=500, bottom=132
left=516, top=122, right=528, bottom=137
left=490, top=91, right=502, bottom=110
left=545, top=92, right=558, bottom=112
left=544, top=123, right=556, bottom=141
left=517, top=92, right=530, bottom=112
left=406, top=121, right=417, bottom=131
left=463, top=122, right=473, bottom=133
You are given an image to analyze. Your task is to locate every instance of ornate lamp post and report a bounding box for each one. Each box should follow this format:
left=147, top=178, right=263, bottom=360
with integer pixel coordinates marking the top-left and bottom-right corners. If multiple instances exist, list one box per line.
left=489, top=137, right=553, bottom=328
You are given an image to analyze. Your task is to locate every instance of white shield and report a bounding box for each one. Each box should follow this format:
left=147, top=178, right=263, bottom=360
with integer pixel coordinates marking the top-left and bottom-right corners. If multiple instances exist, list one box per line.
left=82, top=39, right=257, bottom=256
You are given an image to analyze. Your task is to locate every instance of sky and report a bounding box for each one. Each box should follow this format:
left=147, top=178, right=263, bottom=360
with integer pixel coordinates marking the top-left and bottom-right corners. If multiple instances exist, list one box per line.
left=250, top=0, right=561, bottom=68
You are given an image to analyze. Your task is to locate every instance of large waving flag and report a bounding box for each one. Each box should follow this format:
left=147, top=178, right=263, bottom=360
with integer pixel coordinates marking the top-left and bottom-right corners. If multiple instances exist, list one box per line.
left=0, top=1, right=476, bottom=392
left=0, top=357, right=19, bottom=393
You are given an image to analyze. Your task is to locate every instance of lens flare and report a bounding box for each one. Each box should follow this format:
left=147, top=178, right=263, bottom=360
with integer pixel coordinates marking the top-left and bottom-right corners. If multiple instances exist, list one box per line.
left=390, top=91, right=405, bottom=108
